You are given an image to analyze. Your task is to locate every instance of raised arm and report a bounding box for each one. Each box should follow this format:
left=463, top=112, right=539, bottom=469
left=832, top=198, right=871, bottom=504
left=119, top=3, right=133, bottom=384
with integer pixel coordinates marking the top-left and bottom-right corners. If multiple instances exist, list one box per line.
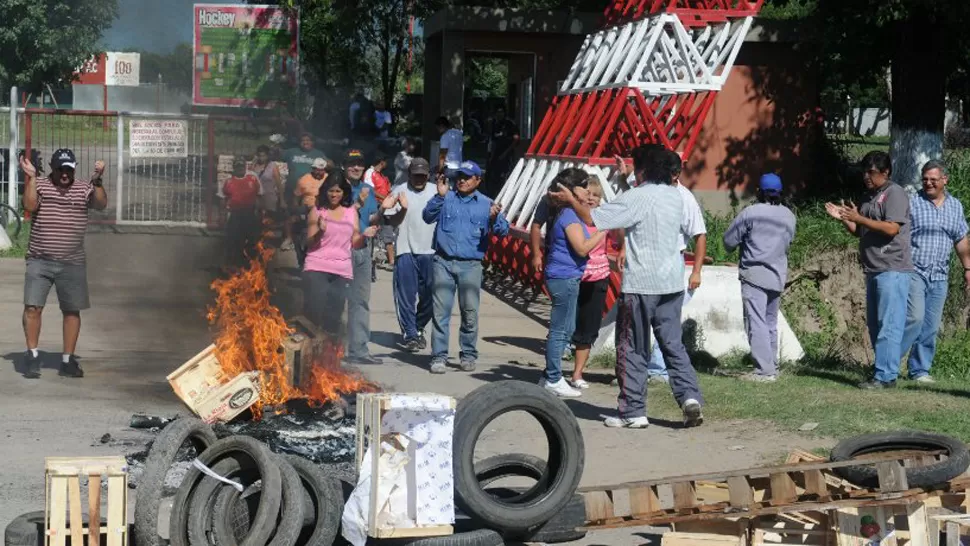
left=20, top=155, right=39, bottom=213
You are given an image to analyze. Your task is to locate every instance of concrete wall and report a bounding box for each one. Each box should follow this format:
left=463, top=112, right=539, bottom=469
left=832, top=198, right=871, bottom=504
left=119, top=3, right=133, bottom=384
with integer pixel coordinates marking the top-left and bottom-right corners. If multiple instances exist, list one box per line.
left=73, top=84, right=191, bottom=114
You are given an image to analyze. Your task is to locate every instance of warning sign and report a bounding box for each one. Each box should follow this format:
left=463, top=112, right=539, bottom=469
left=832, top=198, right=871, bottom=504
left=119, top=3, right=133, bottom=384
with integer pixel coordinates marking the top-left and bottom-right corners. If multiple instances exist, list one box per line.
left=130, top=120, right=188, bottom=158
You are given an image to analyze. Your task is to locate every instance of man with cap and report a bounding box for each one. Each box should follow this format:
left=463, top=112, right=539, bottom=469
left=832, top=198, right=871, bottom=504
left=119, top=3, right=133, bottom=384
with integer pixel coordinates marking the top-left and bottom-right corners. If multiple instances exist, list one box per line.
left=19, top=149, right=108, bottom=379
left=219, top=156, right=264, bottom=267
left=381, top=157, right=438, bottom=352
left=723, top=174, right=796, bottom=382
left=292, top=158, right=329, bottom=268
left=422, top=160, right=509, bottom=373
left=344, top=149, right=383, bottom=365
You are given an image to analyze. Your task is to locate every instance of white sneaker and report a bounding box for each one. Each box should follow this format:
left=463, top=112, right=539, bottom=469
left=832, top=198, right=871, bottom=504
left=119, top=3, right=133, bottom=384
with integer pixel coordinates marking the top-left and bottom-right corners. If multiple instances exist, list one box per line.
left=683, top=399, right=704, bottom=428
left=604, top=416, right=650, bottom=429
left=543, top=379, right=582, bottom=398
left=569, top=378, right=590, bottom=389
left=913, top=375, right=936, bottom=384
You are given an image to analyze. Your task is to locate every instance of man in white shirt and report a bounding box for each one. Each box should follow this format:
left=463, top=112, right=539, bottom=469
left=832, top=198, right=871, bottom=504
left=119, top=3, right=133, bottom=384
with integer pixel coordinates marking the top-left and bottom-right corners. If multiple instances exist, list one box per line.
left=436, top=116, right=463, bottom=180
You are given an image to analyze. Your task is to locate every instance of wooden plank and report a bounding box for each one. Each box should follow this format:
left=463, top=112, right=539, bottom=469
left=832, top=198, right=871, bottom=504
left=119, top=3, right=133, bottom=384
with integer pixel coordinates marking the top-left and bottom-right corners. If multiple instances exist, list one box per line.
left=803, top=470, right=830, bottom=497
left=89, top=475, right=102, bottom=546
left=946, top=522, right=961, bottom=546
left=876, top=507, right=898, bottom=546
left=727, top=476, right=755, bottom=508
left=908, top=502, right=931, bottom=546
left=375, top=525, right=453, bottom=538
left=662, top=531, right=743, bottom=546
left=68, top=477, right=84, bottom=546
left=672, top=481, right=697, bottom=510
left=877, top=461, right=909, bottom=492
left=106, top=476, right=125, bottom=546
left=768, top=473, right=797, bottom=505
left=628, top=486, right=661, bottom=516
left=49, top=476, right=68, bottom=546
left=46, top=457, right=127, bottom=477
left=584, top=490, right=616, bottom=522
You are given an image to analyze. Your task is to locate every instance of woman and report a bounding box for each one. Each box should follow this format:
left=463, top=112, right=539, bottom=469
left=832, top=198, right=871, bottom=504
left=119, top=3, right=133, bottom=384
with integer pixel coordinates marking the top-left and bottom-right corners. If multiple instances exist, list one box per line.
left=569, top=177, right=612, bottom=389
left=393, top=137, right=416, bottom=187
left=304, top=172, right=379, bottom=334
left=252, top=145, right=282, bottom=218
left=542, top=168, right=607, bottom=398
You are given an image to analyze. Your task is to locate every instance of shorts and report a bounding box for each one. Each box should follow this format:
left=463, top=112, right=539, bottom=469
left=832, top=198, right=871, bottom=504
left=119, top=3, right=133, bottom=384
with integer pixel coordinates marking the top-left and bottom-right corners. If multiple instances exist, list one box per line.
left=24, top=258, right=90, bottom=312
left=572, top=278, right=609, bottom=346
left=381, top=225, right=397, bottom=246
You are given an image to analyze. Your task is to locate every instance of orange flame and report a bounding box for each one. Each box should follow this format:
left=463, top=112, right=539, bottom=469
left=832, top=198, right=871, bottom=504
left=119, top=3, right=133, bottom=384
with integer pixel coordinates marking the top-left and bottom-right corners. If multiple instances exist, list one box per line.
left=207, top=237, right=375, bottom=420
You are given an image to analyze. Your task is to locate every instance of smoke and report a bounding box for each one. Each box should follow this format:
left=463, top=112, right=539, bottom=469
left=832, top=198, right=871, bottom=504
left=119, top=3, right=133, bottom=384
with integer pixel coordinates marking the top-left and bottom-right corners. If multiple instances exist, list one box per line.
left=101, top=0, right=236, bottom=54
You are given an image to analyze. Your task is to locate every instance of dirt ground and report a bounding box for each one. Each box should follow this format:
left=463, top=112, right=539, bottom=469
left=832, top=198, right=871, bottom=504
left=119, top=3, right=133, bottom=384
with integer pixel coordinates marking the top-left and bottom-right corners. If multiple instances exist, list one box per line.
left=0, top=230, right=832, bottom=545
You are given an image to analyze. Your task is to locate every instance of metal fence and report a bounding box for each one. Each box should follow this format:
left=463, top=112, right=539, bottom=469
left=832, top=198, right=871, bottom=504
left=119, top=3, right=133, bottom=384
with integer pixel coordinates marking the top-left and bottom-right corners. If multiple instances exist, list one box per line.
left=3, top=88, right=289, bottom=229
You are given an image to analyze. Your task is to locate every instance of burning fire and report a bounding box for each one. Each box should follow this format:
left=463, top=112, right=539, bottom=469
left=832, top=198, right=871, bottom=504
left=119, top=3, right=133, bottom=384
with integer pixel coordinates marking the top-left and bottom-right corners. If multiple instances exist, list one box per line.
left=207, top=238, right=375, bottom=420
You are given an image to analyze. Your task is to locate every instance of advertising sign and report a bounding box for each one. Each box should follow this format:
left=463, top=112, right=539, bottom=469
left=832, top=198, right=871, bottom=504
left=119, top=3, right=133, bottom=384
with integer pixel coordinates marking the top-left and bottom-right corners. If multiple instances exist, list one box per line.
left=106, top=53, right=141, bottom=86
left=193, top=4, right=300, bottom=108
left=130, top=120, right=189, bottom=158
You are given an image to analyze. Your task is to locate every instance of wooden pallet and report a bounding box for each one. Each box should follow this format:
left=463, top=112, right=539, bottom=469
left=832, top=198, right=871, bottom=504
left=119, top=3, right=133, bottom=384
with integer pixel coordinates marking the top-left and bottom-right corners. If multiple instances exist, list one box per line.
left=45, top=457, right=128, bottom=546
left=580, top=453, right=958, bottom=531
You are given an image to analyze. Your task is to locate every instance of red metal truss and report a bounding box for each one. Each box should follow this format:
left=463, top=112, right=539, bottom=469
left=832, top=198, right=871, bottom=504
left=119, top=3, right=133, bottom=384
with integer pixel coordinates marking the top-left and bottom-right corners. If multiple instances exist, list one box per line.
left=526, top=89, right=717, bottom=162
left=603, top=0, right=764, bottom=27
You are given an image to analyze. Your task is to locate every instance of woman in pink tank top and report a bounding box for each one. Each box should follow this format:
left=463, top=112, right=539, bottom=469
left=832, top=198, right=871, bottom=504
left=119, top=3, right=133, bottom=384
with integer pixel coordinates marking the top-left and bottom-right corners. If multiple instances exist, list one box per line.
left=303, top=174, right=378, bottom=333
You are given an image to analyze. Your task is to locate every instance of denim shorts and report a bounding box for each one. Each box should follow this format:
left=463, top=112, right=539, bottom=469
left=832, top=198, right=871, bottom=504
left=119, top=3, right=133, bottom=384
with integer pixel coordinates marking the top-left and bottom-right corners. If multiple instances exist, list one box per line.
left=24, top=258, right=90, bottom=311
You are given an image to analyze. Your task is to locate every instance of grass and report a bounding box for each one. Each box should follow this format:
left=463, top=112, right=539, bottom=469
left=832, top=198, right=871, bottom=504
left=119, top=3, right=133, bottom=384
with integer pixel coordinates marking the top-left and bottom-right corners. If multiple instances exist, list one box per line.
left=0, top=220, right=30, bottom=258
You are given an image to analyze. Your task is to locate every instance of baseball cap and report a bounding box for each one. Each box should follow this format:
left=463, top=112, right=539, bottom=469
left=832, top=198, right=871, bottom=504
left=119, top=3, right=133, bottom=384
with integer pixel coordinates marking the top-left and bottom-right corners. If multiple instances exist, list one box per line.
left=457, top=160, right=482, bottom=178
left=311, top=158, right=328, bottom=169
left=409, top=158, right=430, bottom=175
left=759, top=173, right=783, bottom=194
left=52, top=149, right=77, bottom=170
left=343, top=149, right=366, bottom=166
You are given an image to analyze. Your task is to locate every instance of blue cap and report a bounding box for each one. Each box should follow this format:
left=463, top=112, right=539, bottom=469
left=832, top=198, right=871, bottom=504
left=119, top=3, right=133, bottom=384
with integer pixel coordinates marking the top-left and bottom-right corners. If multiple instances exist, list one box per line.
left=458, top=160, right=482, bottom=177
left=759, top=173, right=782, bottom=194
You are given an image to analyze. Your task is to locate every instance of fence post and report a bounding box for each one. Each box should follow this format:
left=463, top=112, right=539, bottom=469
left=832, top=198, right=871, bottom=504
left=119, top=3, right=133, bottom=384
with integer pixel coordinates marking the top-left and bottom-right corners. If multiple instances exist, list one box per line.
left=206, top=117, right=215, bottom=228
left=7, top=86, right=17, bottom=218
left=116, top=113, right=124, bottom=224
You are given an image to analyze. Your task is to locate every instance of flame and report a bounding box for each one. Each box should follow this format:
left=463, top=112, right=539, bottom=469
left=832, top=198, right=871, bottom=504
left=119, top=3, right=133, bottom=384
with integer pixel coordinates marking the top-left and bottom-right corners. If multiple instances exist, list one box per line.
left=207, top=235, right=375, bottom=420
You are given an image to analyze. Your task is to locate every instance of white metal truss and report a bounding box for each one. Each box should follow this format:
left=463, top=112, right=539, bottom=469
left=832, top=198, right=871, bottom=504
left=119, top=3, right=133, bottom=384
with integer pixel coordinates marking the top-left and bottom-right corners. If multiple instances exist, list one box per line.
left=559, top=13, right=754, bottom=96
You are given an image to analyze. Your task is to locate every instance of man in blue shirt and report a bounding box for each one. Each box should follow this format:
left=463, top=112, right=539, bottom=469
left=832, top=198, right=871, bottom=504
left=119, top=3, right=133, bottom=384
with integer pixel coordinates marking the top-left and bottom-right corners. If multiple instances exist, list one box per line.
left=900, top=159, right=970, bottom=383
left=422, top=161, right=510, bottom=374
left=344, top=149, right=382, bottom=365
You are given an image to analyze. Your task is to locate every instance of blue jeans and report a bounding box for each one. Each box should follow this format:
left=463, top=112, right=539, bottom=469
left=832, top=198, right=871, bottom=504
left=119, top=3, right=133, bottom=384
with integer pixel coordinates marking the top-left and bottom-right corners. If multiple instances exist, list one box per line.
left=394, top=253, right=434, bottom=341
left=865, top=271, right=911, bottom=383
left=900, top=273, right=948, bottom=379
left=431, top=256, right=483, bottom=361
left=545, top=277, right=581, bottom=383
left=647, top=288, right=693, bottom=379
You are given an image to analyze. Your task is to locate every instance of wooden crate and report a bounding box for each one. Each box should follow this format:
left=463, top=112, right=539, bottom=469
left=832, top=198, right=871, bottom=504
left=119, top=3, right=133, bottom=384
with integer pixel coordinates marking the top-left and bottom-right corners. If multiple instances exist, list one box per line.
left=356, top=393, right=456, bottom=539
left=45, top=457, right=128, bottom=546
left=281, top=315, right=330, bottom=390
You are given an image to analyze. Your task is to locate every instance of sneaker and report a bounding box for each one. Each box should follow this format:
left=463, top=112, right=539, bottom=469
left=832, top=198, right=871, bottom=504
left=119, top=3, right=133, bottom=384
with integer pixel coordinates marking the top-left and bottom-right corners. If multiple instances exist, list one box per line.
left=543, top=379, right=582, bottom=398
left=24, top=351, right=41, bottom=379
left=682, top=399, right=703, bottom=428
left=570, top=378, right=590, bottom=389
left=739, top=373, right=777, bottom=383
left=459, top=359, right=476, bottom=372
left=859, top=379, right=896, bottom=390
left=430, top=359, right=448, bottom=374
left=913, top=375, right=936, bottom=384
left=604, top=415, right=650, bottom=429
left=403, top=338, right=423, bottom=353
left=415, top=334, right=427, bottom=350
left=59, top=356, right=84, bottom=378
left=647, top=375, right=669, bottom=385
left=343, top=354, right=383, bottom=365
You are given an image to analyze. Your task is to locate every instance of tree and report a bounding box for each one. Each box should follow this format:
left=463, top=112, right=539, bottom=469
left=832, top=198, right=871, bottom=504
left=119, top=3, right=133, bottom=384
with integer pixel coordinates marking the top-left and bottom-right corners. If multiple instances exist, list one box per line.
left=0, top=0, right=119, bottom=93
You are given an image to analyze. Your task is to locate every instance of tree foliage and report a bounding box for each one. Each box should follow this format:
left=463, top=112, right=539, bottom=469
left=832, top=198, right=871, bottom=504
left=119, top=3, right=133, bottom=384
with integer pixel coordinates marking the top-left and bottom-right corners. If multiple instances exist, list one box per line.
left=138, top=43, right=193, bottom=93
left=0, top=0, right=119, bottom=92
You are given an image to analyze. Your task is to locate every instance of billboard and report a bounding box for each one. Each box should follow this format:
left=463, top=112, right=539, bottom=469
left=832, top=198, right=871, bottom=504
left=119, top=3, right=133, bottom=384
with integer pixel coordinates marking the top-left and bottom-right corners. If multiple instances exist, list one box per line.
left=74, top=53, right=141, bottom=86
left=192, top=4, right=300, bottom=108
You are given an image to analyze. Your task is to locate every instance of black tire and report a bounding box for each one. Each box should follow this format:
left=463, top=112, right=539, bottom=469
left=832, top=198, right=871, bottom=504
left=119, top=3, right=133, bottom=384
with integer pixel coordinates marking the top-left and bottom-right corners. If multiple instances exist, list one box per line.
left=830, top=430, right=970, bottom=489
left=474, top=454, right=546, bottom=504
left=283, top=455, right=343, bottom=546
left=169, top=436, right=282, bottom=546
left=134, top=418, right=217, bottom=546
left=5, top=511, right=105, bottom=546
left=365, top=529, right=504, bottom=546
left=211, top=456, right=305, bottom=546
left=453, top=381, right=585, bottom=533
left=185, top=456, right=250, bottom=546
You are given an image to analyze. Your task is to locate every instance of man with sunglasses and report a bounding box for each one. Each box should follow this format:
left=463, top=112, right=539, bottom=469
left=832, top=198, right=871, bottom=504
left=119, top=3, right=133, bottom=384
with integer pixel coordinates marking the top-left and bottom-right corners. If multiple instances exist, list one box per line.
left=19, top=149, right=108, bottom=379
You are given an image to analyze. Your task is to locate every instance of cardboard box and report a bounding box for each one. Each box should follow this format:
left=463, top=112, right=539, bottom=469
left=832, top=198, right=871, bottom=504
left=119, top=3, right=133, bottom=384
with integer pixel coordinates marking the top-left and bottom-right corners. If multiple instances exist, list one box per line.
left=167, top=345, right=260, bottom=423
left=193, top=372, right=261, bottom=424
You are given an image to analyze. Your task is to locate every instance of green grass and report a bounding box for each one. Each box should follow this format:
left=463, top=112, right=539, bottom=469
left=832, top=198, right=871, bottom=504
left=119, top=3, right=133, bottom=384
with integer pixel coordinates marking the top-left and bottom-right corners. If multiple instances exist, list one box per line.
left=0, top=220, right=30, bottom=258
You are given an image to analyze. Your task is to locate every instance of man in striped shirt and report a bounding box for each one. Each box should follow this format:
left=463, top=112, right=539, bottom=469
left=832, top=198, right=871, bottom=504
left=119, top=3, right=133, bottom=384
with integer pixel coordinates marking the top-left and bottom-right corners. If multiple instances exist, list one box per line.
left=20, top=149, right=108, bottom=379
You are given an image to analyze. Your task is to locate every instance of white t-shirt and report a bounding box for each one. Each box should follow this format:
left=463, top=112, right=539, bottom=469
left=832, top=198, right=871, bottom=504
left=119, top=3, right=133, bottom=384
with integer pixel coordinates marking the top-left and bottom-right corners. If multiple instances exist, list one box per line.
left=364, top=167, right=377, bottom=187
left=439, top=128, right=464, bottom=169
left=677, top=183, right=706, bottom=252
left=389, top=183, right=438, bottom=255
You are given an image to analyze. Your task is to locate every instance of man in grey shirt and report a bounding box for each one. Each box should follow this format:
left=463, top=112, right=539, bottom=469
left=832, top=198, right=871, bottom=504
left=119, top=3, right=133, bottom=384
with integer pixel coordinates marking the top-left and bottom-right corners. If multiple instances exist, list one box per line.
left=826, top=151, right=912, bottom=389
left=551, top=144, right=704, bottom=429
left=723, top=174, right=796, bottom=382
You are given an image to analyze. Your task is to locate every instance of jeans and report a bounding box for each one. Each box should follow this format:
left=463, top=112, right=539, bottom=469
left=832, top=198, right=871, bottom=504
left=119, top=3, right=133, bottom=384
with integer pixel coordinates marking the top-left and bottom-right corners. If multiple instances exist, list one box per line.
left=544, top=277, right=581, bottom=383
left=347, top=242, right=374, bottom=359
left=431, top=256, right=483, bottom=361
left=865, top=271, right=911, bottom=383
left=303, top=271, right=349, bottom=334
left=900, top=272, right=948, bottom=379
left=741, top=281, right=781, bottom=376
left=394, top=253, right=434, bottom=341
left=647, top=288, right=694, bottom=379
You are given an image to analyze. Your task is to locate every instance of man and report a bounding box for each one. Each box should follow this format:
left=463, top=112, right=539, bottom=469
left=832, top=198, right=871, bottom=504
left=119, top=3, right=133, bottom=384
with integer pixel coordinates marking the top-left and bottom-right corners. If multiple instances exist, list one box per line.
left=825, top=151, right=912, bottom=389
left=343, top=149, right=383, bottom=365
left=292, top=158, right=329, bottom=268
left=283, top=133, right=326, bottom=250
left=382, top=158, right=438, bottom=352
left=436, top=116, right=464, bottom=180
left=900, top=159, right=970, bottom=383
left=646, top=150, right=707, bottom=384
left=423, top=161, right=509, bottom=374
left=20, top=149, right=108, bottom=379
left=218, top=157, right=263, bottom=267
left=551, top=145, right=704, bottom=429
left=485, top=106, right=520, bottom=197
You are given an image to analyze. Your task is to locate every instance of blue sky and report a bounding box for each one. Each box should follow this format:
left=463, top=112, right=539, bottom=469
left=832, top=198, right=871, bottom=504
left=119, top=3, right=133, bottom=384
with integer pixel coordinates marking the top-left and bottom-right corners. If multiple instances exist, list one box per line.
left=101, top=0, right=236, bottom=53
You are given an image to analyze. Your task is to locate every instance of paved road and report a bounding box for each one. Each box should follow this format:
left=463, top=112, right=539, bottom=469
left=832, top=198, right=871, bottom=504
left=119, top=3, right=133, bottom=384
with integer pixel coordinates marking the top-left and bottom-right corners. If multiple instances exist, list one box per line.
left=0, top=231, right=828, bottom=544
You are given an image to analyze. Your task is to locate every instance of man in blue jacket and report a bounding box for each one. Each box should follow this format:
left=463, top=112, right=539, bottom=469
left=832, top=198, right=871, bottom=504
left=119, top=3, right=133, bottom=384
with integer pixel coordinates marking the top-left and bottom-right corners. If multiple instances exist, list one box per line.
left=423, top=161, right=510, bottom=374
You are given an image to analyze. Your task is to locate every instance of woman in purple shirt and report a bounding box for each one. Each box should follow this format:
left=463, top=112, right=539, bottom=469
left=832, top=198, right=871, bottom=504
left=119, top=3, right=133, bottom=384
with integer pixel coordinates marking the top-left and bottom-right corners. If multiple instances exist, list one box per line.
left=541, top=169, right=607, bottom=398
